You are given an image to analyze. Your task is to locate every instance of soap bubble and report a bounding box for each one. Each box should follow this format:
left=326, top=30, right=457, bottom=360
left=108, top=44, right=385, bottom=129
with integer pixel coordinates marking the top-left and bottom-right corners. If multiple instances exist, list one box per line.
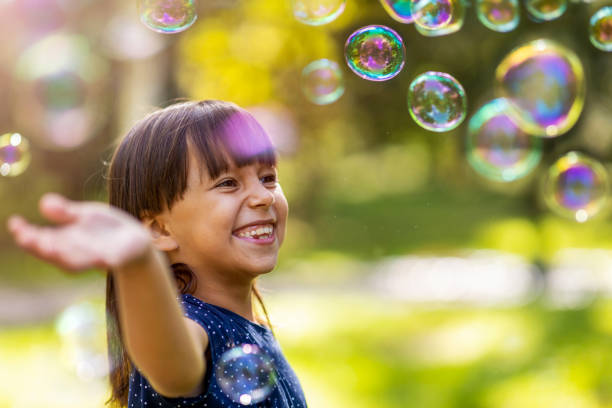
left=467, top=99, right=542, bottom=182
left=411, top=0, right=452, bottom=30
left=292, top=0, right=346, bottom=25
left=139, top=0, right=197, bottom=34
left=495, top=39, right=585, bottom=137
left=344, top=25, right=406, bottom=81
left=544, top=152, right=610, bottom=222
left=13, top=33, right=108, bottom=151
left=590, top=7, right=612, bottom=52
left=476, top=0, right=520, bottom=32
left=56, top=301, right=109, bottom=381
left=301, top=59, right=345, bottom=105
left=379, top=0, right=414, bottom=23
left=408, top=71, right=467, bottom=132
left=525, top=0, right=567, bottom=21
left=217, top=344, right=277, bottom=405
left=414, top=0, right=465, bottom=36
left=0, top=133, right=31, bottom=177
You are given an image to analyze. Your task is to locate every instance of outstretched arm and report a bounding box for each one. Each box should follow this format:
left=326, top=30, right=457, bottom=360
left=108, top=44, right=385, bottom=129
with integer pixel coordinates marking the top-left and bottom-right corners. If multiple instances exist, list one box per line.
left=7, top=194, right=208, bottom=397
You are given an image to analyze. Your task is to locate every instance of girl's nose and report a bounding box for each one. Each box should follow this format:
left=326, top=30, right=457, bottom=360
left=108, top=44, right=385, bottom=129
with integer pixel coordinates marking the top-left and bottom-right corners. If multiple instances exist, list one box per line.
left=247, top=183, right=275, bottom=208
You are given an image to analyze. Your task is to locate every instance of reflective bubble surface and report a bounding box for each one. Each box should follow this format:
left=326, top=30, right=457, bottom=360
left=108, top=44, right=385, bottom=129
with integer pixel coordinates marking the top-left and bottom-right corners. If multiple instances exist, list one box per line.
left=590, top=7, right=612, bottom=51
left=0, top=133, right=31, bottom=177
left=525, top=0, right=567, bottom=21
left=467, top=99, right=542, bottom=182
left=379, top=0, right=414, bottom=23
left=345, top=25, right=406, bottom=81
left=495, top=39, right=585, bottom=137
left=414, top=0, right=465, bottom=36
left=544, top=152, right=610, bottom=222
left=412, top=0, right=452, bottom=29
left=217, top=344, right=277, bottom=405
left=56, top=301, right=109, bottom=381
left=301, top=59, right=345, bottom=105
left=408, top=71, right=467, bottom=132
left=477, top=0, right=520, bottom=32
left=139, top=0, right=197, bottom=34
left=292, top=0, right=346, bottom=25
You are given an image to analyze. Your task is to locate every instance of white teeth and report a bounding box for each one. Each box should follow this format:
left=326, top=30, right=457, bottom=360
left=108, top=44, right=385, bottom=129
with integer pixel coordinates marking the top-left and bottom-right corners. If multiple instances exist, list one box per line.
left=236, top=224, right=274, bottom=238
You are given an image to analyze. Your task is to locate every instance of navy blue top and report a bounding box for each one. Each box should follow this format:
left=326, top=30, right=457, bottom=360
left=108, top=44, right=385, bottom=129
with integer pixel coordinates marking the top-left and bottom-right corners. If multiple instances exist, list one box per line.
left=127, top=294, right=308, bottom=408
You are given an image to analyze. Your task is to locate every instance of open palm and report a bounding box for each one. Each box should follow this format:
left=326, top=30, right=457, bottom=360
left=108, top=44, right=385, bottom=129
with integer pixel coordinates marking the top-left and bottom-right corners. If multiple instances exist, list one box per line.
left=7, top=194, right=152, bottom=271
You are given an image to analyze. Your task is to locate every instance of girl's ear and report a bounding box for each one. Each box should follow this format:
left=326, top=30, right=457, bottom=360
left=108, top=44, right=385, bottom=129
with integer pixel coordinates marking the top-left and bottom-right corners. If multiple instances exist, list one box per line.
left=142, top=216, right=179, bottom=252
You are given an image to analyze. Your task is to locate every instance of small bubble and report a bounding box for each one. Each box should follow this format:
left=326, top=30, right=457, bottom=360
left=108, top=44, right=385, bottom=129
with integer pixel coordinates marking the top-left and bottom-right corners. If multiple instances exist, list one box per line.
left=291, top=0, right=346, bottom=25
left=379, top=0, right=414, bottom=23
left=590, top=7, right=612, bottom=52
left=476, top=0, right=520, bottom=32
left=0, top=133, right=31, bottom=177
left=139, top=0, right=197, bottom=34
left=301, top=59, right=345, bottom=105
left=524, top=0, right=567, bottom=21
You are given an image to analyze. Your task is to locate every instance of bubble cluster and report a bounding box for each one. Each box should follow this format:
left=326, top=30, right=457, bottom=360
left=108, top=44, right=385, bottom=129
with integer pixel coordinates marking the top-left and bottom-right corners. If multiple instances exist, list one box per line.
left=344, top=25, right=406, bottom=81
left=379, top=0, right=414, bottom=23
left=292, top=0, right=346, bottom=25
left=408, top=71, right=467, bottom=132
left=476, top=0, right=520, bottom=32
left=56, top=301, right=109, bottom=381
left=411, top=0, right=452, bottom=30
left=139, top=0, right=197, bottom=34
left=467, top=99, right=542, bottom=182
left=590, top=7, right=612, bottom=52
left=524, top=0, right=567, bottom=21
left=495, top=39, right=585, bottom=138
left=544, top=152, right=610, bottom=222
left=414, top=0, right=465, bottom=37
left=0, top=133, right=31, bottom=177
left=301, top=59, right=345, bottom=105
left=14, top=33, right=107, bottom=150
left=216, top=344, right=277, bottom=405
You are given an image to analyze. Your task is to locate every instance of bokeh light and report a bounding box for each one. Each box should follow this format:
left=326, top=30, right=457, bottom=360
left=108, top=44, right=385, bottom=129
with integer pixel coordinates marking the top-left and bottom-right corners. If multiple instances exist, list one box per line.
left=407, top=71, right=467, bottom=132
left=495, top=39, right=585, bottom=137
left=139, top=0, right=198, bottom=34
left=379, top=0, right=414, bottom=23
left=589, top=7, right=612, bottom=52
left=55, top=301, right=109, bottom=381
left=344, top=25, right=406, bottom=81
left=13, top=33, right=108, bottom=150
left=544, top=152, right=610, bottom=222
left=467, top=98, right=542, bottom=182
left=291, top=0, right=346, bottom=25
left=476, top=0, right=520, bottom=32
left=301, top=59, right=345, bottom=105
left=0, top=133, right=31, bottom=177
left=411, top=0, right=452, bottom=30
left=102, top=14, right=168, bottom=60
left=524, top=0, right=567, bottom=21
left=216, top=344, right=277, bottom=405
left=414, top=0, right=465, bottom=36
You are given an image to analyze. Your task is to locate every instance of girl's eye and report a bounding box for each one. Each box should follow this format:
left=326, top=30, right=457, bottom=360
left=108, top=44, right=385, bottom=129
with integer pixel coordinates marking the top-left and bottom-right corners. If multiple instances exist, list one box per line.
left=216, top=179, right=237, bottom=188
left=261, top=174, right=277, bottom=185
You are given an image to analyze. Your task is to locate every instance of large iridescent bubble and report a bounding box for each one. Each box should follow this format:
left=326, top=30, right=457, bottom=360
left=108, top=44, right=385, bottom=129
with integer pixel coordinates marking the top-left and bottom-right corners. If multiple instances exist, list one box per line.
left=301, top=59, right=345, bottom=105
left=216, top=344, right=277, bottom=405
left=408, top=71, right=467, bottom=132
left=467, top=99, right=542, bottom=182
left=139, top=0, right=197, bottom=34
left=345, top=25, right=406, bottom=81
left=379, top=0, right=414, bottom=23
left=476, top=0, right=520, bottom=32
left=414, top=0, right=465, bottom=36
left=0, top=133, right=31, bottom=177
left=14, top=33, right=108, bottom=151
left=525, top=0, right=567, bottom=21
left=292, top=0, right=346, bottom=25
left=544, top=152, right=610, bottom=222
left=590, top=7, right=612, bottom=52
left=495, top=39, right=585, bottom=138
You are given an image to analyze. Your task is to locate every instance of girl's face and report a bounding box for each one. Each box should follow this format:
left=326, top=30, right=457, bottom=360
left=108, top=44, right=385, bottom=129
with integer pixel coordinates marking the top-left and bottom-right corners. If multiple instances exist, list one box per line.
left=158, top=148, right=288, bottom=281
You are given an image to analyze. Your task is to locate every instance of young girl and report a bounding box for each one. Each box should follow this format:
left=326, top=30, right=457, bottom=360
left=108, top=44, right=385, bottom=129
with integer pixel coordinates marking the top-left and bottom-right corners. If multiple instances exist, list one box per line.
left=7, top=100, right=308, bottom=408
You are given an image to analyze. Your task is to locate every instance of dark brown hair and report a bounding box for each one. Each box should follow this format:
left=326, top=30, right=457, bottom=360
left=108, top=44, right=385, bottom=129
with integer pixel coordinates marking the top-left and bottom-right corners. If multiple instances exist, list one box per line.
left=105, top=100, right=277, bottom=407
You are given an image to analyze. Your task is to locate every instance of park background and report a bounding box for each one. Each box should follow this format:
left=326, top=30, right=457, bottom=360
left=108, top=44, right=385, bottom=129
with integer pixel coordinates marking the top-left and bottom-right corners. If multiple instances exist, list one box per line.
left=1, top=0, right=612, bottom=406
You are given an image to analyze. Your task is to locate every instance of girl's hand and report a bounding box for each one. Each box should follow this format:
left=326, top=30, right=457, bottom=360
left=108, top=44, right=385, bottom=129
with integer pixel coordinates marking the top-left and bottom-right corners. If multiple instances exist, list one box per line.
left=7, top=193, right=153, bottom=271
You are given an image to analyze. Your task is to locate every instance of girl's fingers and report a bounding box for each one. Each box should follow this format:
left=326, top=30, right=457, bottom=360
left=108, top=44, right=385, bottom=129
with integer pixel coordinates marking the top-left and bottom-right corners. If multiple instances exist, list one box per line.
left=39, top=193, right=78, bottom=224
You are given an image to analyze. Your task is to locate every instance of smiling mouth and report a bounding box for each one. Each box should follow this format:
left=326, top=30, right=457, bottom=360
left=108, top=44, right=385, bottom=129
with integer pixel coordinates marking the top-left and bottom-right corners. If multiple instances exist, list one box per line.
left=232, top=223, right=275, bottom=241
